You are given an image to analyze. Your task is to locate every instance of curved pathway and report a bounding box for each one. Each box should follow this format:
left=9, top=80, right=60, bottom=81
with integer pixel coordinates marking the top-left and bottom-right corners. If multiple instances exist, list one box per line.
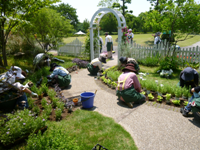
left=62, top=56, right=200, bottom=150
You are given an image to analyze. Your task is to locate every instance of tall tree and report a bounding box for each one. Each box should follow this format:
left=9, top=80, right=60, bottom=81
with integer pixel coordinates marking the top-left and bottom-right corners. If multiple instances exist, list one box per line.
left=19, top=8, right=73, bottom=51
left=0, top=0, right=59, bottom=66
left=50, top=3, right=79, bottom=30
left=112, top=0, right=133, bottom=17
left=97, top=0, right=119, bottom=8
left=100, top=13, right=118, bottom=34
left=82, top=19, right=90, bottom=33
left=145, top=0, right=200, bottom=54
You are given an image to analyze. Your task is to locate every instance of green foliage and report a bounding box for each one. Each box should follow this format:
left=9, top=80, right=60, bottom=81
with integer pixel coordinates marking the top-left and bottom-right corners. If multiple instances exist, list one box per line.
left=41, top=98, right=47, bottom=108
left=55, top=108, right=62, bottom=120
left=31, top=84, right=38, bottom=93
left=141, top=91, right=146, bottom=95
left=184, top=101, right=189, bottom=106
left=151, top=82, right=157, bottom=92
left=138, top=56, right=159, bottom=67
left=41, top=84, right=48, bottom=95
left=171, top=100, right=180, bottom=105
left=159, top=56, right=180, bottom=71
left=32, top=106, right=41, bottom=115
left=37, top=88, right=43, bottom=96
left=148, top=93, right=154, bottom=100
left=185, top=61, right=200, bottom=70
left=27, top=97, right=35, bottom=109
left=107, top=70, right=121, bottom=81
left=43, top=104, right=52, bottom=116
left=182, top=86, right=189, bottom=97
left=63, top=62, right=76, bottom=69
left=165, top=93, right=171, bottom=101
left=56, top=102, right=65, bottom=112
left=111, top=82, right=117, bottom=88
left=157, top=95, right=163, bottom=102
left=107, top=79, right=112, bottom=85
left=175, top=87, right=182, bottom=98
left=52, top=97, right=59, bottom=108
left=0, top=109, right=46, bottom=145
left=25, top=125, right=80, bottom=150
left=47, top=89, right=57, bottom=100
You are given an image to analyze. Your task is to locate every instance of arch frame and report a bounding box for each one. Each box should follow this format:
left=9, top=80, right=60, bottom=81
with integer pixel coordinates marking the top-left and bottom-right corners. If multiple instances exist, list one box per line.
left=89, top=8, right=126, bottom=64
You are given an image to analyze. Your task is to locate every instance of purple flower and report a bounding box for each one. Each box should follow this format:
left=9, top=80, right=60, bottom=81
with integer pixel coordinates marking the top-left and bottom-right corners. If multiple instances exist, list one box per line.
left=6, top=132, right=9, bottom=134
left=23, top=123, right=26, bottom=125
left=42, top=119, right=45, bottom=121
left=8, top=128, right=10, bottom=130
left=20, top=119, right=23, bottom=121
left=17, top=116, right=19, bottom=118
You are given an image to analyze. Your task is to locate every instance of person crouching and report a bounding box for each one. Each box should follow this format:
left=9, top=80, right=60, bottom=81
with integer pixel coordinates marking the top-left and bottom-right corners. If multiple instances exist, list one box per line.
left=47, top=63, right=71, bottom=89
left=87, top=55, right=107, bottom=76
left=116, top=63, right=145, bottom=108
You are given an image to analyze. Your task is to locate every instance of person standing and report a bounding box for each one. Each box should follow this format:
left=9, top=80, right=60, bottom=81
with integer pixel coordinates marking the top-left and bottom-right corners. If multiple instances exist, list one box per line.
left=105, top=32, right=113, bottom=59
left=127, top=29, right=134, bottom=46
left=99, top=36, right=103, bottom=53
left=154, top=32, right=161, bottom=45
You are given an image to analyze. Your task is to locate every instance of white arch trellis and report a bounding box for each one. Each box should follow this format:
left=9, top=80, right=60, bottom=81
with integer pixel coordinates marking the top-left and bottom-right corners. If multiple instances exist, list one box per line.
left=89, top=8, right=126, bottom=63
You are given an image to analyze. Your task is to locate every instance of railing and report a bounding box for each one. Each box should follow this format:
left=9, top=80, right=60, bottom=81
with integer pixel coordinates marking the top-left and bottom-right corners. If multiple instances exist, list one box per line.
left=127, top=40, right=200, bottom=63
left=58, top=38, right=99, bottom=58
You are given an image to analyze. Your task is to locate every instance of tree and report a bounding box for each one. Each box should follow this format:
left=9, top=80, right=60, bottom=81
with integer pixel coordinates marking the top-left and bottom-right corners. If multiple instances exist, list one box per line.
left=50, top=3, right=79, bottom=30
left=144, top=0, right=200, bottom=55
left=82, top=19, right=90, bottom=33
left=19, top=8, right=73, bottom=51
left=112, top=0, right=133, bottom=17
left=97, top=0, right=119, bottom=8
left=0, top=0, right=59, bottom=66
left=99, top=13, right=118, bottom=34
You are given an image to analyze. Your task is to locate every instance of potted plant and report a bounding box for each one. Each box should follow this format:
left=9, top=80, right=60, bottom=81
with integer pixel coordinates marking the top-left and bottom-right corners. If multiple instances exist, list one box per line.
left=148, top=93, right=154, bottom=101
left=165, top=93, right=171, bottom=105
left=157, top=95, right=163, bottom=102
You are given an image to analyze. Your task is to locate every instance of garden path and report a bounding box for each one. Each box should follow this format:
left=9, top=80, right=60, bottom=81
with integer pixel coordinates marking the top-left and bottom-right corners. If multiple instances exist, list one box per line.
left=181, top=41, right=200, bottom=49
left=61, top=47, right=200, bottom=150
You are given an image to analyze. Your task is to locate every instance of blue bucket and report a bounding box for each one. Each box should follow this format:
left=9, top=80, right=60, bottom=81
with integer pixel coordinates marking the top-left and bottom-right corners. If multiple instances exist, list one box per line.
left=80, top=92, right=95, bottom=109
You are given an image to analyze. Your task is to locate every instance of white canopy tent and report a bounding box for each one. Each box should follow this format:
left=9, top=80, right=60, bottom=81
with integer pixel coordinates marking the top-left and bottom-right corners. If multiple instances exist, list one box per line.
left=75, top=31, right=86, bottom=35
left=89, top=8, right=126, bottom=64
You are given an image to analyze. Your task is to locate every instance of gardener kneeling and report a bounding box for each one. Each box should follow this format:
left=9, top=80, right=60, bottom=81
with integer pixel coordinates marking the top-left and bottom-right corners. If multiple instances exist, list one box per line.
left=47, top=63, right=71, bottom=89
left=116, top=63, right=145, bottom=108
left=180, top=86, right=200, bottom=117
left=119, top=56, right=140, bottom=73
left=87, top=54, right=107, bottom=76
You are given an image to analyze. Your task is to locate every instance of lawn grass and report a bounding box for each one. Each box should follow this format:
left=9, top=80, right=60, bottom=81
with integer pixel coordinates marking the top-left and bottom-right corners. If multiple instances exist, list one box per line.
left=48, top=109, right=137, bottom=150
left=63, top=34, right=200, bottom=47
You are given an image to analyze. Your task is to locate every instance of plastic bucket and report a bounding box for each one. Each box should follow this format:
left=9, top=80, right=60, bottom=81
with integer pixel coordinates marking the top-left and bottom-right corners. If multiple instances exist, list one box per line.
left=80, top=92, right=95, bottom=109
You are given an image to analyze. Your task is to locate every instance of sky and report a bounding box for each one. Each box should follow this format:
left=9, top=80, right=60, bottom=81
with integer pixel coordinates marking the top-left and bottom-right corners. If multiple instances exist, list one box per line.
left=58, top=0, right=152, bottom=23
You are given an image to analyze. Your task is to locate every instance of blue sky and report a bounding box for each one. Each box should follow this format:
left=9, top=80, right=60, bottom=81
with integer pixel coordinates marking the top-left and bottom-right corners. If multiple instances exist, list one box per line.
left=59, top=0, right=200, bottom=23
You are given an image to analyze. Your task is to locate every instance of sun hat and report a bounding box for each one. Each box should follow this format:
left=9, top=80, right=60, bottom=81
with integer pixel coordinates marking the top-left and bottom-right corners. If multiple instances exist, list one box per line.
left=119, top=56, right=127, bottom=64
left=156, top=32, right=161, bottom=36
left=181, top=67, right=194, bottom=81
left=49, top=63, right=59, bottom=71
left=122, top=63, right=137, bottom=73
left=128, top=29, right=132, bottom=32
left=100, top=57, right=106, bottom=64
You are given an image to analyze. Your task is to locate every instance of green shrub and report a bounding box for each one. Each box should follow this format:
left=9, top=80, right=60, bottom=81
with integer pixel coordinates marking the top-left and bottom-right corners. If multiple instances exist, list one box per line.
left=28, top=97, right=35, bottom=109
left=25, top=126, right=80, bottom=150
left=31, top=84, right=38, bottom=93
left=52, top=97, right=59, bottom=108
left=32, top=105, right=40, bottom=115
left=43, top=104, right=52, bottom=116
left=47, top=89, right=56, bottom=100
left=111, top=32, right=118, bottom=35
left=56, top=101, right=65, bottom=112
left=138, top=56, right=159, bottom=67
left=63, top=62, right=76, bottom=69
left=41, top=84, right=48, bottom=94
left=159, top=56, right=180, bottom=71
left=107, top=70, right=121, bottom=81
left=55, top=108, right=62, bottom=120
left=41, top=98, right=47, bottom=108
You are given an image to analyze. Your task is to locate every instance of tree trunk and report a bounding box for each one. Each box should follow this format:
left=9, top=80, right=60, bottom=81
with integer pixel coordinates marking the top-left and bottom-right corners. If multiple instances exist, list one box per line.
left=1, top=23, right=7, bottom=66
left=122, top=0, right=125, bottom=16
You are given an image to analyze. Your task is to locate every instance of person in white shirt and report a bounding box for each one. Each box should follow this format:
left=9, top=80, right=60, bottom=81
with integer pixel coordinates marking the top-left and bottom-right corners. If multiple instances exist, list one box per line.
left=33, top=53, right=51, bottom=71
left=87, top=54, right=107, bottom=75
left=105, top=32, right=113, bottom=59
left=154, top=32, right=161, bottom=45
left=99, top=37, right=103, bottom=53
left=127, top=29, right=134, bottom=46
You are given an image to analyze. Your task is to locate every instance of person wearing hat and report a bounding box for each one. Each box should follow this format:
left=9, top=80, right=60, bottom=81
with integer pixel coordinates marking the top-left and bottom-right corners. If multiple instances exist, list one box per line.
left=47, top=63, right=71, bottom=89
left=33, top=53, right=51, bottom=71
left=87, top=54, right=107, bottom=76
left=119, top=57, right=140, bottom=74
left=154, top=32, right=161, bottom=45
left=116, top=63, right=145, bottom=108
left=10, top=66, right=27, bottom=83
left=179, top=67, right=199, bottom=88
left=105, top=32, right=113, bottom=59
left=127, top=29, right=134, bottom=46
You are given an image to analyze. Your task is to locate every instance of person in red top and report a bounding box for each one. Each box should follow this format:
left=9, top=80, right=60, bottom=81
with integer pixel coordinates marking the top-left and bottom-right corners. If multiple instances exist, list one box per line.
left=116, top=63, right=145, bottom=108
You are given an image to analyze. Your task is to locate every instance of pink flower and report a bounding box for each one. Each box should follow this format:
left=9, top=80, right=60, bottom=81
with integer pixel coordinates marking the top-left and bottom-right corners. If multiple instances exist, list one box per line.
left=125, top=33, right=127, bottom=36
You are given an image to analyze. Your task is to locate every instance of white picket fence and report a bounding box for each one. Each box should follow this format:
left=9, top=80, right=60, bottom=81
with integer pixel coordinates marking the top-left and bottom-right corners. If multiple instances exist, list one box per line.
left=58, top=38, right=99, bottom=58
left=128, top=41, right=200, bottom=63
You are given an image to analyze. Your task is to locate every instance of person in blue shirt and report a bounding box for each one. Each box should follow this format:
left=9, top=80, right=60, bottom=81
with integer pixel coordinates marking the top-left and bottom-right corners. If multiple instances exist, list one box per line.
left=47, top=63, right=71, bottom=89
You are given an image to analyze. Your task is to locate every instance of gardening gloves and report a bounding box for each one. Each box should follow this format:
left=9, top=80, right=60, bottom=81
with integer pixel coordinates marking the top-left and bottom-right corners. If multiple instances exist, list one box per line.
left=31, top=92, right=38, bottom=98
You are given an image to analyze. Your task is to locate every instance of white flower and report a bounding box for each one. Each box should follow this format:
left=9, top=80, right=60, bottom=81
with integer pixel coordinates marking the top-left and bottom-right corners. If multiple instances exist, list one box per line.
left=140, top=77, right=143, bottom=79
left=155, top=80, right=158, bottom=83
left=160, top=84, right=164, bottom=87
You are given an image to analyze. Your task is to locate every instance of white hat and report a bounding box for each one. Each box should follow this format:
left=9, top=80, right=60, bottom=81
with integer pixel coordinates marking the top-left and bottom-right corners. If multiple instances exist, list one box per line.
left=15, top=70, right=25, bottom=79
left=128, top=29, right=132, bottom=32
